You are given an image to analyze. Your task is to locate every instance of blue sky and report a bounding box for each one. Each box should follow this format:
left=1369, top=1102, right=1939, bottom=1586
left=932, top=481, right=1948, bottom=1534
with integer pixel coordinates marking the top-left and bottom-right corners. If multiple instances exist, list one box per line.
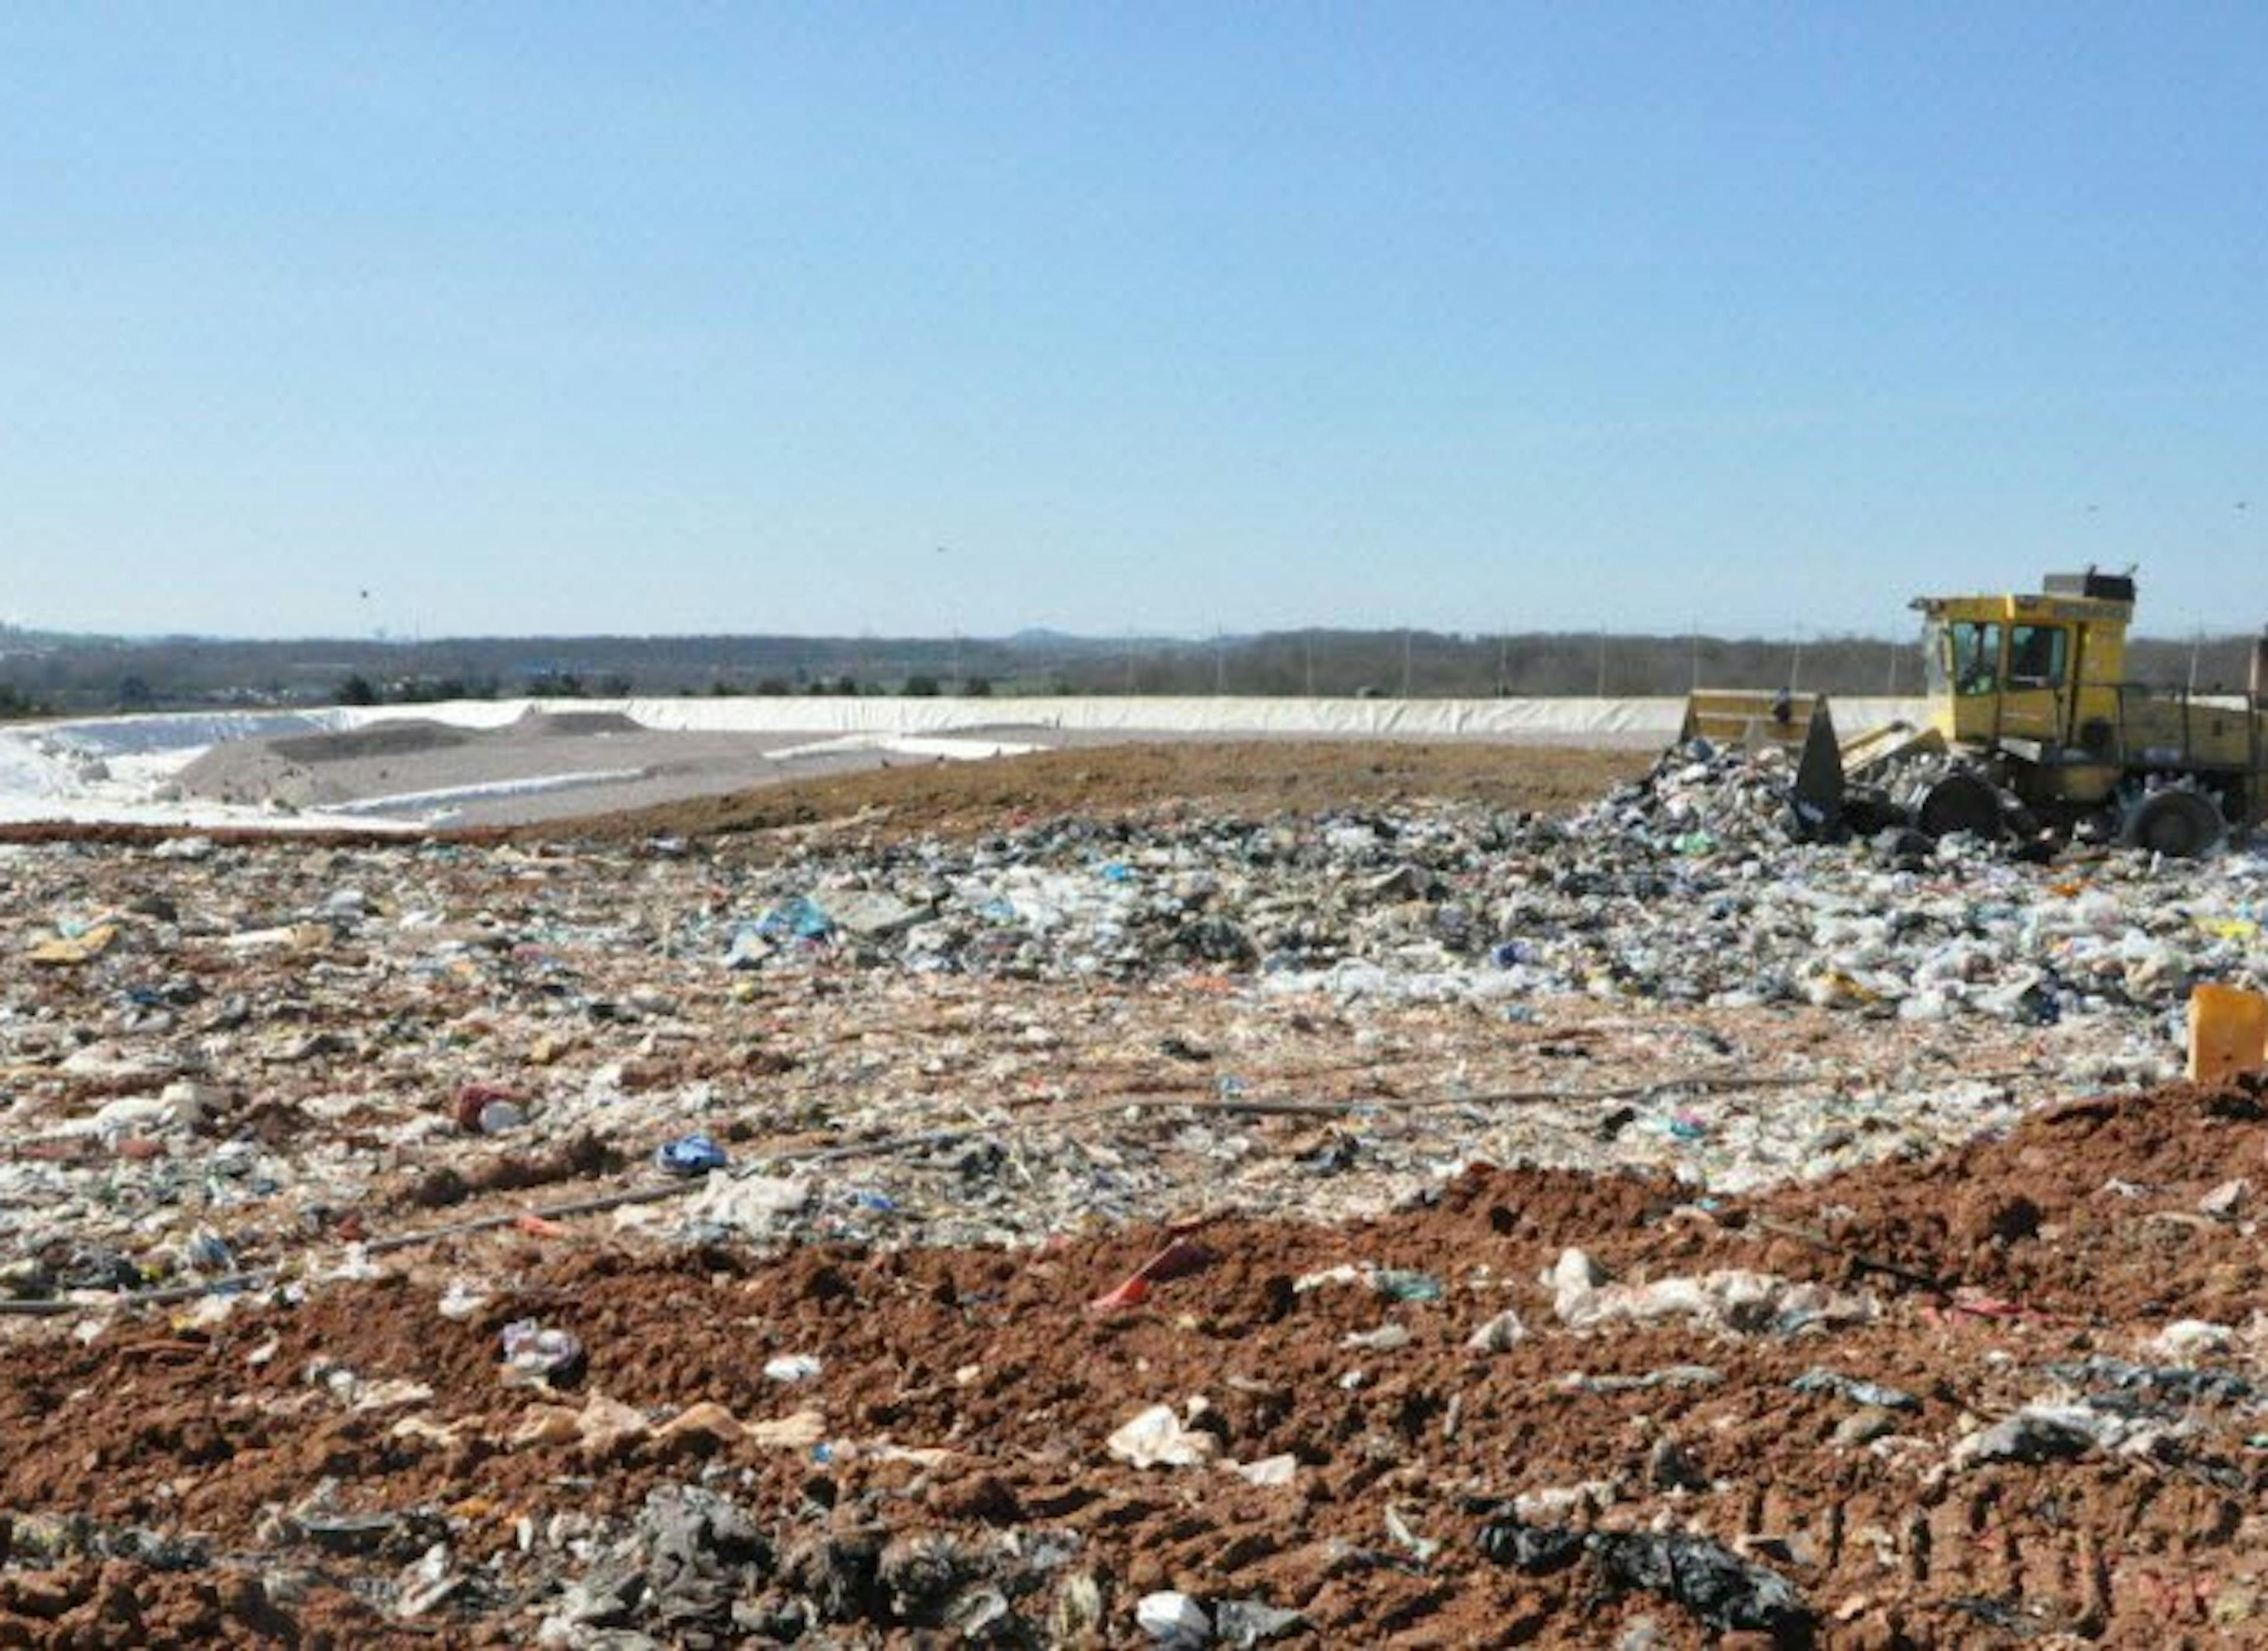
left=4, top=4, right=2264, bottom=640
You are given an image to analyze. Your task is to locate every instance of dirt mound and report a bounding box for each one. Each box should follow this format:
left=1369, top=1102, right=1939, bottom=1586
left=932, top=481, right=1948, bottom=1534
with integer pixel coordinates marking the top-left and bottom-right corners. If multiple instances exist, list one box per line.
left=176, top=719, right=482, bottom=813
left=536, top=740, right=1648, bottom=842
left=1751, top=1077, right=2268, bottom=1321
left=0, top=1561, right=382, bottom=1649
left=265, top=721, right=475, bottom=765
left=6, top=1081, right=2267, bottom=1644
left=514, top=709, right=647, bottom=738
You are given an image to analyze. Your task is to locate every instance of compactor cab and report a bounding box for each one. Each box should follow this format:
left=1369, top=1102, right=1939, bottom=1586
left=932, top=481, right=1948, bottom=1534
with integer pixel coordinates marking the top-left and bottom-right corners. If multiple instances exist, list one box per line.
left=1912, top=569, right=2136, bottom=809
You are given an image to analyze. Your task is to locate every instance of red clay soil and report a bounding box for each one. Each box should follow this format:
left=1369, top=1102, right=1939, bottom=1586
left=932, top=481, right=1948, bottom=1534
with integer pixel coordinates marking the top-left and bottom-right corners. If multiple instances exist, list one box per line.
left=0, top=743, right=1647, bottom=851
left=531, top=741, right=1651, bottom=843
left=4, top=1079, right=2268, bottom=1646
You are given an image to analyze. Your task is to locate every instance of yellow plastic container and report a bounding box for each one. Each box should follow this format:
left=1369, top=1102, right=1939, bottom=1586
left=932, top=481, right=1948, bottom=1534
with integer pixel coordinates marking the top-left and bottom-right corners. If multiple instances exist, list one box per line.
left=2189, top=985, right=2268, bottom=1085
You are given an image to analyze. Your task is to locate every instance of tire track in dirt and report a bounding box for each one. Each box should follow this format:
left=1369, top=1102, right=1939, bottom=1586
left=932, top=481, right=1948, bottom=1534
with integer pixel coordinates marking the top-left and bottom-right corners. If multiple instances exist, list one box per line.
left=2, top=1079, right=2267, bottom=1642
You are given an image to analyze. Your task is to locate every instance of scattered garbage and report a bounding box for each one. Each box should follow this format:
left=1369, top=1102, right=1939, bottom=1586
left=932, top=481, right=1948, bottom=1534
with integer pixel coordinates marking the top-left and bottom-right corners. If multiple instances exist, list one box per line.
left=1089, top=1235, right=1216, bottom=1313
left=1556, top=1365, right=1724, bottom=1395
left=2043, top=1353, right=2257, bottom=1408
left=0, top=787, right=2246, bottom=1320
left=0, top=761, right=2262, bottom=1643
left=654, top=1133, right=729, bottom=1177
left=1476, top=1516, right=1811, bottom=1635
left=1136, top=1590, right=1213, bottom=1645
left=500, top=1321, right=586, bottom=1386
left=1589, top=1530, right=1811, bottom=1635
left=1833, top=1405, right=1902, bottom=1447
left=28, top=923, right=120, bottom=967
left=683, top=1174, right=810, bottom=1237
left=2145, top=1320, right=2240, bottom=1363
left=453, top=1083, right=523, bottom=1134
left=2197, top=1177, right=2251, bottom=1219
left=1547, top=1248, right=1876, bottom=1336
left=1213, top=1598, right=1304, bottom=1646
left=1368, top=1268, right=1445, bottom=1303
left=1951, top=1401, right=2184, bottom=1468
left=755, top=895, right=833, bottom=943
left=1383, top=1504, right=1441, bottom=1563
left=1341, top=1323, right=1412, bottom=1352
left=1791, top=1367, right=1921, bottom=1411
left=1227, top=1453, right=1298, bottom=1488
left=1106, top=1402, right=1219, bottom=1470
left=1464, top=1308, right=1528, bottom=1352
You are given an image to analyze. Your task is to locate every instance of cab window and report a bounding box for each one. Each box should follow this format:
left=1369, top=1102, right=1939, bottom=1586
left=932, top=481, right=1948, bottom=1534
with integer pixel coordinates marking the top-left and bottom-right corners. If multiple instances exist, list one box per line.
left=1947, top=621, right=2002, bottom=696
left=2007, top=624, right=2067, bottom=688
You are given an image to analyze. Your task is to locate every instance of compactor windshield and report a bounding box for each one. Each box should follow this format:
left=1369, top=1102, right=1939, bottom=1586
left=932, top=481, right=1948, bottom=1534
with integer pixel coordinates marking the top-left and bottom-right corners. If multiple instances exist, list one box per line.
left=1947, top=620, right=2003, bottom=696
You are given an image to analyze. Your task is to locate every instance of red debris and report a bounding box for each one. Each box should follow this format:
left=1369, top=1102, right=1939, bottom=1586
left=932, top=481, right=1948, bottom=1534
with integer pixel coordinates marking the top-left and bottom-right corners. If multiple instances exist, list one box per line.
left=1087, top=1235, right=1217, bottom=1314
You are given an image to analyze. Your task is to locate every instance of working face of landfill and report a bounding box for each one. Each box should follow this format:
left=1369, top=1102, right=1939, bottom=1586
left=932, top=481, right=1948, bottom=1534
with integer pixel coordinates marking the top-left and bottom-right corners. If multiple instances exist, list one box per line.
left=0, top=745, right=2263, bottom=1644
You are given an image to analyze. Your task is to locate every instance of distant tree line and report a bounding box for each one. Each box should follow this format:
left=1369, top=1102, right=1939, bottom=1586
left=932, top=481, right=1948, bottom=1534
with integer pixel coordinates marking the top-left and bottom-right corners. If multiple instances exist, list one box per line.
left=0, top=626, right=2259, bottom=714
left=0, top=683, right=45, bottom=719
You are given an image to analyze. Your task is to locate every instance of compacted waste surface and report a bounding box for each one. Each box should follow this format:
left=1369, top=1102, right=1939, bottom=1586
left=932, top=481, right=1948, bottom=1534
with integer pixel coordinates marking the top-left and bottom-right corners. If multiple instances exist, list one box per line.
left=0, top=742, right=2264, bottom=1645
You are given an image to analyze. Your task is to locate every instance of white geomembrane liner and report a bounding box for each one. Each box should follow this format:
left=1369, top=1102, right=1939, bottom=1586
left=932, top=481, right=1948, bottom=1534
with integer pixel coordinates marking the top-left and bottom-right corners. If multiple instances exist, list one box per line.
left=0, top=695, right=1945, bottom=829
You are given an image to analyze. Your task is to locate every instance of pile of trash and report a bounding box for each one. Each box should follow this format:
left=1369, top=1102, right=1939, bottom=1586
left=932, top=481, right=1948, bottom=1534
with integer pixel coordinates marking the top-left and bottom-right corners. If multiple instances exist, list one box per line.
left=0, top=771, right=2255, bottom=1305
left=703, top=773, right=2268, bottom=1030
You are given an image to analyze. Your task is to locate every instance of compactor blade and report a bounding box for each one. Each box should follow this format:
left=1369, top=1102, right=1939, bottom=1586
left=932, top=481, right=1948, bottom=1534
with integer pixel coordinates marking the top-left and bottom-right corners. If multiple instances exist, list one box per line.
left=1678, top=691, right=1845, bottom=820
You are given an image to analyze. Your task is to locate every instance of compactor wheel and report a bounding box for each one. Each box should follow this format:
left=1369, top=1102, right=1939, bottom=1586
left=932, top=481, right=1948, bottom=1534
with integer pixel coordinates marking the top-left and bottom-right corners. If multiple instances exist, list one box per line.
left=1915, top=771, right=2005, bottom=841
left=2119, top=789, right=2225, bottom=859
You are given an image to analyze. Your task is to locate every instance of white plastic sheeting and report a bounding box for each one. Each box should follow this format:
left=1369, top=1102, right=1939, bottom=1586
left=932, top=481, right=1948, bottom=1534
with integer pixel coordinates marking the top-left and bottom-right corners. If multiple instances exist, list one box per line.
left=327, top=768, right=653, bottom=818
left=0, top=695, right=1942, bottom=829
left=25, top=693, right=1942, bottom=754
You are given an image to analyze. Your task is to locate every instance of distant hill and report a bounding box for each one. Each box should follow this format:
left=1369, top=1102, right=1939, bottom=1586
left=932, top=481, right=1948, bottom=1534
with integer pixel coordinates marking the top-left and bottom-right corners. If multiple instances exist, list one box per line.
left=1002, top=628, right=1185, bottom=654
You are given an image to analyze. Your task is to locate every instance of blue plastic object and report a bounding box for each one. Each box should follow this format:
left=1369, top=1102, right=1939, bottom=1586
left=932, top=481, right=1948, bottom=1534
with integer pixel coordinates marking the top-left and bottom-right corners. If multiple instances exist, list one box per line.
left=654, top=1134, right=729, bottom=1177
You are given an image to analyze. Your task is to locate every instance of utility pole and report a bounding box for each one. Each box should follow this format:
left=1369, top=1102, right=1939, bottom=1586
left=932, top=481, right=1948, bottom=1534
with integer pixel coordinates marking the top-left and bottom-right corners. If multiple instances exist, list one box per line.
left=1400, top=630, right=1413, bottom=698
left=1496, top=629, right=1510, bottom=696
left=1304, top=633, right=1315, bottom=698
left=1214, top=628, right=1226, bottom=695
left=1595, top=628, right=1607, bottom=698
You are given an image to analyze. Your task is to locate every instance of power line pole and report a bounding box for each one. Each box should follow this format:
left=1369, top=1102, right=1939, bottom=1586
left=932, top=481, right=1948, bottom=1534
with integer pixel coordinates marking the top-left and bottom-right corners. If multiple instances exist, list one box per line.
left=1595, top=628, right=1607, bottom=698
left=1400, top=629, right=1413, bottom=698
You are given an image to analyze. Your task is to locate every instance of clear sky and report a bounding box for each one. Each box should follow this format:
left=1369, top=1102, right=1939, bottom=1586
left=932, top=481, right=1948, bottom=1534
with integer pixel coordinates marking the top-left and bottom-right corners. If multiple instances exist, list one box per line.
left=4, top=4, right=2264, bottom=640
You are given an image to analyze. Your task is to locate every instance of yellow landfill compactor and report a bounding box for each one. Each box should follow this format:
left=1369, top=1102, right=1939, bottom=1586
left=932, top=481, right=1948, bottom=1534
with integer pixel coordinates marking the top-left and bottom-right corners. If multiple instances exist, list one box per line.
left=1679, top=570, right=2268, bottom=858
